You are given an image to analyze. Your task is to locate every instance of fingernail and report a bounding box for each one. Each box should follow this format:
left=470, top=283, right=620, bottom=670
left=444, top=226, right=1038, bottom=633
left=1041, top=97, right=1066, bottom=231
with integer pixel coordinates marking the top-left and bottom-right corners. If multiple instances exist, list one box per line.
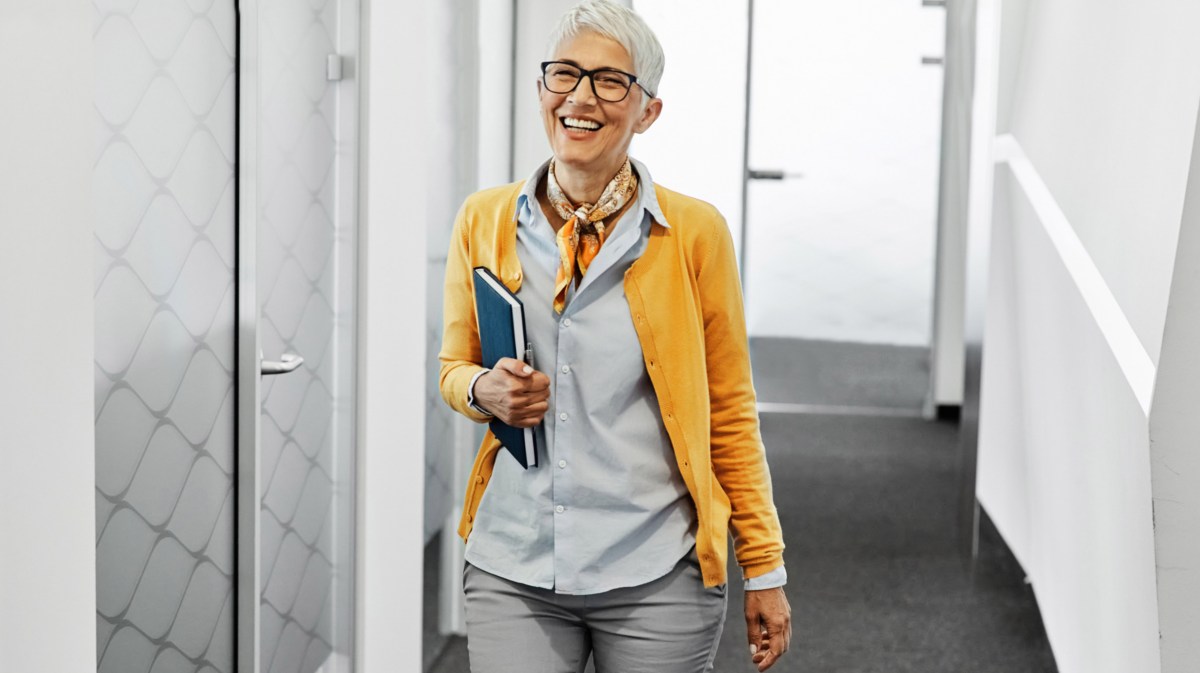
left=522, top=365, right=532, bottom=374
left=749, top=644, right=758, bottom=655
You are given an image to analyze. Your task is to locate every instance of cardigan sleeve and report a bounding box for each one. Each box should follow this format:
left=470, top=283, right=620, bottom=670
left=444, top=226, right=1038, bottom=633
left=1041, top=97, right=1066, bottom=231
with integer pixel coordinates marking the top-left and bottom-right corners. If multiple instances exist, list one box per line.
left=438, top=202, right=493, bottom=423
left=694, top=210, right=786, bottom=579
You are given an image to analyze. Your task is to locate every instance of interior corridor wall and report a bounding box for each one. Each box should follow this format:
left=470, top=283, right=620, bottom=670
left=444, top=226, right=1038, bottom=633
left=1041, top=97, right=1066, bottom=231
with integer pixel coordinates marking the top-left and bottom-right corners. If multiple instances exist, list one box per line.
left=973, top=0, right=1200, bottom=670
left=0, top=4, right=96, bottom=672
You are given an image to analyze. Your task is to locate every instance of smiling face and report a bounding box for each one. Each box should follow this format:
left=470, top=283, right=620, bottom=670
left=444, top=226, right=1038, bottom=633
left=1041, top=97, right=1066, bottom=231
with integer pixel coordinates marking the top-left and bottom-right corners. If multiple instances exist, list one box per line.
left=539, top=31, right=662, bottom=182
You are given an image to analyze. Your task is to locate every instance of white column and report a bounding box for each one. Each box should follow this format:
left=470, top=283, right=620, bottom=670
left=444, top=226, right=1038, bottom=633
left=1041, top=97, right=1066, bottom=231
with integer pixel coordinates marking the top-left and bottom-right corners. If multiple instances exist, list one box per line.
left=478, top=0, right=516, bottom=187
left=357, top=1, right=429, bottom=670
left=0, top=3, right=96, bottom=672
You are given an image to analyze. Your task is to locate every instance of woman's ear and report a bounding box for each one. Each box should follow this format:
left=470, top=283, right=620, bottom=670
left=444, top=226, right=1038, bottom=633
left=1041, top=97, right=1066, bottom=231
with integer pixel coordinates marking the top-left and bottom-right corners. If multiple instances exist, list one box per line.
left=634, top=97, right=663, bottom=134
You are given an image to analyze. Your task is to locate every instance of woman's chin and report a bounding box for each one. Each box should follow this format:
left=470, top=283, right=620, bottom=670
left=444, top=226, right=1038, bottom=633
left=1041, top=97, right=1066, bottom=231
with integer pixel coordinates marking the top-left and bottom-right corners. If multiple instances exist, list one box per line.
left=552, top=147, right=622, bottom=176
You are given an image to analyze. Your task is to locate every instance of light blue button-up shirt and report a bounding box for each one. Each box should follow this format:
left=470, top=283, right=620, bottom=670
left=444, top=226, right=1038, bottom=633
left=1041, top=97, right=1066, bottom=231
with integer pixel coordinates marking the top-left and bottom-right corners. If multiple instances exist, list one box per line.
left=464, top=158, right=786, bottom=594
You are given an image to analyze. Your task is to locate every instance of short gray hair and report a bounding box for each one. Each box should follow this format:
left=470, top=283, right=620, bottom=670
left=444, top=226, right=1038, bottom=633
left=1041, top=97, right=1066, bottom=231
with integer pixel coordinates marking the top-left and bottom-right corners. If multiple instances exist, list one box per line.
left=545, top=0, right=665, bottom=98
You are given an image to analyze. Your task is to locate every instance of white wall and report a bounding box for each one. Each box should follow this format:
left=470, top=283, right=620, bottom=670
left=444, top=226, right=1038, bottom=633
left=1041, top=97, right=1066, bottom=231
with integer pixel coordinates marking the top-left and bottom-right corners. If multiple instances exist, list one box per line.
left=631, top=0, right=747, bottom=260
left=1005, top=2, right=1200, bottom=364
left=0, top=3, right=96, bottom=671
left=973, top=0, right=1200, bottom=670
left=979, top=158, right=1160, bottom=671
left=357, top=2, right=431, bottom=670
left=1148, top=105, right=1200, bottom=672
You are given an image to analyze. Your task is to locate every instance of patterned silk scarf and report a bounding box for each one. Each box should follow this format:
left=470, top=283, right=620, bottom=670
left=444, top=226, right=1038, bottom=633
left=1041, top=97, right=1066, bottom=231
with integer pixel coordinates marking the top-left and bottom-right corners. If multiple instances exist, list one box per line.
left=546, top=158, right=638, bottom=313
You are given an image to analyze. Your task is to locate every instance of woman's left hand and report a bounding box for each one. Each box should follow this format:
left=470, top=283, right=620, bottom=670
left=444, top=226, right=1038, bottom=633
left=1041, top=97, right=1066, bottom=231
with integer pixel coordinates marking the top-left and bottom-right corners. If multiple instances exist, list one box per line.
left=744, top=586, right=792, bottom=671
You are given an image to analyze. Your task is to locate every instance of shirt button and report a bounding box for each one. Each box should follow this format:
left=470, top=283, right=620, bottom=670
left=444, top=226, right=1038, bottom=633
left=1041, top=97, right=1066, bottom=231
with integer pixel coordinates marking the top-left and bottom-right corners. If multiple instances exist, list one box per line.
left=562, top=318, right=572, bottom=327
left=559, top=412, right=568, bottom=421
left=555, top=505, right=565, bottom=514
left=558, top=459, right=566, bottom=468
left=561, top=364, right=570, bottom=374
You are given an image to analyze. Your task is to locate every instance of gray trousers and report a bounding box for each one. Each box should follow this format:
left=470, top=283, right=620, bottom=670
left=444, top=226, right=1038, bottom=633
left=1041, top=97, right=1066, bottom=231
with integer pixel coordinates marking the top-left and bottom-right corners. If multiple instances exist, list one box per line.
left=463, top=549, right=728, bottom=673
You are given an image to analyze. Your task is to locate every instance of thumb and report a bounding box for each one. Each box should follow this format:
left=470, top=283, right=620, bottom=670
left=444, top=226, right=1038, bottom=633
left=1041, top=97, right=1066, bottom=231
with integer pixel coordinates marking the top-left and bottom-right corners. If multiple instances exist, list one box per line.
left=494, top=357, right=533, bottom=377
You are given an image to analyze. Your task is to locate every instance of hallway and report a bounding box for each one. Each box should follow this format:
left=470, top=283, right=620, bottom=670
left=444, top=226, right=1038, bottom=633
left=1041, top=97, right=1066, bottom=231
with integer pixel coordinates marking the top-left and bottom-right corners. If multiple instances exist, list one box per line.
left=429, top=408, right=1056, bottom=672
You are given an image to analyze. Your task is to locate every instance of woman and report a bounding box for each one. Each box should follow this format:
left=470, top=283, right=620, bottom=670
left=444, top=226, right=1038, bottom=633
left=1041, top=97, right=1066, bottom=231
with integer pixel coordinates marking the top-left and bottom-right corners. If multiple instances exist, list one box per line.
left=439, top=2, right=790, bottom=671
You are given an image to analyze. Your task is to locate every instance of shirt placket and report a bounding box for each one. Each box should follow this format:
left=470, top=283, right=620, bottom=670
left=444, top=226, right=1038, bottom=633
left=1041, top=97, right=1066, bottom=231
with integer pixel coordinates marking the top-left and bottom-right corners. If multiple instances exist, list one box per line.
left=551, top=307, right=576, bottom=590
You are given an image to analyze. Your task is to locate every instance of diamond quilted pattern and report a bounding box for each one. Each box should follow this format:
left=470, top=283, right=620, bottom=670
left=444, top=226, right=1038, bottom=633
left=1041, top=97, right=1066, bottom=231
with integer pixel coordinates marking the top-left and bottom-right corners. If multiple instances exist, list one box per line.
left=123, top=425, right=196, bottom=525
left=254, top=1, right=354, bottom=668
left=124, top=78, right=199, bottom=179
left=168, top=458, right=230, bottom=552
left=95, top=387, right=159, bottom=496
left=94, top=142, right=159, bottom=252
left=263, top=166, right=311, bottom=247
left=167, top=564, right=230, bottom=659
left=124, top=312, right=196, bottom=411
left=169, top=350, right=231, bottom=444
left=264, top=443, right=312, bottom=523
left=95, top=3, right=235, bottom=671
left=264, top=533, right=310, bottom=613
left=207, top=77, right=237, bottom=163
left=268, top=621, right=309, bottom=673
left=130, top=0, right=193, bottom=60
left=169, top=241, right=233, bottom=336
left=290, top=472, right=332, bottom=545
left=168, top=21, right=235, bottom=114
left=291, top=383, right=333, bottom=459
left=205, top=490, right=236, bottom=575
left=123, top=196, right=197, bottom=295
left=125, top=537, right=196, bottom=638
left=98, top=626, right=157, bottom=673
left=205, top=592, right=235, bottom=666
left=148, top=648, right=193, bottom=673
left=168, top=134, right=232, bottom=225
left=291, top=207, right=335, bottom=282
left=96, top=508, right=158, bottom=617
left=263, top=259, right=313, bottom=340
left=94, top=17, right=156, bottom=125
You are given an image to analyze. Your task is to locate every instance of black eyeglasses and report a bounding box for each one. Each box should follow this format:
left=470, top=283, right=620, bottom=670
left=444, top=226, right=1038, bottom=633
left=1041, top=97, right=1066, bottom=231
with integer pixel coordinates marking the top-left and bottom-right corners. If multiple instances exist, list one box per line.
left=540, top=61, right=654, bottom=102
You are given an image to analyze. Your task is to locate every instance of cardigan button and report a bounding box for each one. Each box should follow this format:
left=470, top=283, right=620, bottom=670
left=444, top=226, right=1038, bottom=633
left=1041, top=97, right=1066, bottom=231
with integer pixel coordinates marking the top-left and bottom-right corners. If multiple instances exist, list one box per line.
left=512, top=271, right=522, bottom=282
left=476, top=475, right=484, bottom=484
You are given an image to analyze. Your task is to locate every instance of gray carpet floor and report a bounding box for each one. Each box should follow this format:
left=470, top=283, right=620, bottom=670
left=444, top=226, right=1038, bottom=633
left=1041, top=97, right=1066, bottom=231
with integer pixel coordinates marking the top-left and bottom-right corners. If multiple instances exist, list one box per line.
left=426, top=340, right=1057, bottom=672
left=749, top=337, right=930, bottom=410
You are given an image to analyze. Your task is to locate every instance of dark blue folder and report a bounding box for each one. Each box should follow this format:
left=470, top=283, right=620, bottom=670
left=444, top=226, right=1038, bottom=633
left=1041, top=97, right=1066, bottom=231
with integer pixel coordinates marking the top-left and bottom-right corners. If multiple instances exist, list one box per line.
left=472, top=267, right=538, bottom=469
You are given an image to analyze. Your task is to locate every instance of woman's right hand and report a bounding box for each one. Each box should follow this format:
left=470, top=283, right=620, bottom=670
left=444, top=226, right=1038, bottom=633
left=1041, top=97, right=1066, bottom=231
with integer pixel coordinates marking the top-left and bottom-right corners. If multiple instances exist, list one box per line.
left=473, top=358, right=551, bottom=428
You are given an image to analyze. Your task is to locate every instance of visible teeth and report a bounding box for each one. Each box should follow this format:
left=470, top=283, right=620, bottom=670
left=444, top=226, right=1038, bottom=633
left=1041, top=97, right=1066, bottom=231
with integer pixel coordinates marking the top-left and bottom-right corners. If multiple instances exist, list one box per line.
left=563, top=117, right=600, bottom=130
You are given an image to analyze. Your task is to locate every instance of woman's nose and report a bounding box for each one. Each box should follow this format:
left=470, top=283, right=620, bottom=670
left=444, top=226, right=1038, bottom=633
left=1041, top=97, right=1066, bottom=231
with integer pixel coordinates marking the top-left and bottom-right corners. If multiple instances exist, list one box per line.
left=567, top=75, right=597, bottom=105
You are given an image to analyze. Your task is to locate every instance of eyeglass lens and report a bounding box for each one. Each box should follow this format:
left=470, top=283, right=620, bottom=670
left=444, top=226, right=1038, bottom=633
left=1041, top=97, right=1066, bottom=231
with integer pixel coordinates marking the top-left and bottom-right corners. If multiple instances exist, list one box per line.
left=543, top=63, right=633, bottom=102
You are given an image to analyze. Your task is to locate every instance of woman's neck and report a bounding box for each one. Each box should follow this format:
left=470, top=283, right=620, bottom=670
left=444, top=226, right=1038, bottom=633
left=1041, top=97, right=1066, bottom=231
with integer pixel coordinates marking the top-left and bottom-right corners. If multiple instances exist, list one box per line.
left=553, top=156, right=627, bottom=205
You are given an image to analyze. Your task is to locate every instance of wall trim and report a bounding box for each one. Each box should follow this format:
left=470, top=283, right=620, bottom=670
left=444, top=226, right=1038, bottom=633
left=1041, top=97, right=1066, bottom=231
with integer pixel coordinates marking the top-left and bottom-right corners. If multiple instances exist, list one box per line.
left=994, top=134, right=1156, bottom=415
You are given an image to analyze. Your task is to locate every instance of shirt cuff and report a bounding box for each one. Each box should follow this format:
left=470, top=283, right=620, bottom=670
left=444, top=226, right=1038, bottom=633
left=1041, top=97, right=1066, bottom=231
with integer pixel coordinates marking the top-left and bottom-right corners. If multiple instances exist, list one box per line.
left=743, top=565, right=787, bottom=591
left=467, top=368, right=493, bottom=417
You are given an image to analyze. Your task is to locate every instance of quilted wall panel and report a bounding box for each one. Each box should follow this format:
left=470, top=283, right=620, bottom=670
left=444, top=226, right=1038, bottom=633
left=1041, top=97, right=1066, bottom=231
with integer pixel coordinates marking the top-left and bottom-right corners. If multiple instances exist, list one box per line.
left=93, top=1, right=238, bottom=672
left=256, top=0, right=356, bottom=671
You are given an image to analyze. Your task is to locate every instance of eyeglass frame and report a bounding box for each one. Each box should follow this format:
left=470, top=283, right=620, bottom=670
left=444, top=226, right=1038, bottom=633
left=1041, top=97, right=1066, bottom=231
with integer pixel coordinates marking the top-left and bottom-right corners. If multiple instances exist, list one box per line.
left=540, top=60, right=655, bottom=102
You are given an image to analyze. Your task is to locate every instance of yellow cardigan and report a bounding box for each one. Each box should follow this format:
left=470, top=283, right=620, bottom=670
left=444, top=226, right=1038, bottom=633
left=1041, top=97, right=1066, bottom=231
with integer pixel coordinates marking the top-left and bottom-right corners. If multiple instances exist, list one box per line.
left=438, top=180, right=785, bottom=587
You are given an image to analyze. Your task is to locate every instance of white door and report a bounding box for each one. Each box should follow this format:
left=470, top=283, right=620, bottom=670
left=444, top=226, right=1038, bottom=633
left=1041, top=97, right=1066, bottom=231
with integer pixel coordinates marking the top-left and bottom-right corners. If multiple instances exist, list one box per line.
left=93, top=1, right=359, bottom=671
left=743, top=0, right=945, bottom=347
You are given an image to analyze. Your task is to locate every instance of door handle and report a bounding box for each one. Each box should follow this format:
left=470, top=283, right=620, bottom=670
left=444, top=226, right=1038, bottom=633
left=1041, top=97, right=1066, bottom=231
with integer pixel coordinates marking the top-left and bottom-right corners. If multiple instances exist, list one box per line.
left=261, top=351, right=304, bottom=375
left=748, top=169, right=803, bottom=180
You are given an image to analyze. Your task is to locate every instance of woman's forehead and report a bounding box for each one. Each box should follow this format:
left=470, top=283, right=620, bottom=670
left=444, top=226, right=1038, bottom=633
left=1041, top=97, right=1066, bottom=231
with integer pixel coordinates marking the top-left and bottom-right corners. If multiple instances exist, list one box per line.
left=552, top=32, right=634, bottom=71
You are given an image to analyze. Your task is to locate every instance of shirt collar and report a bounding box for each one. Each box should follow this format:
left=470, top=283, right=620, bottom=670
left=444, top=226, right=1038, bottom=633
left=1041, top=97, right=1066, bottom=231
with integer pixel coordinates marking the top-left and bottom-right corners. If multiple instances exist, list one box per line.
left=515, top=157, right=671, bottom=229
